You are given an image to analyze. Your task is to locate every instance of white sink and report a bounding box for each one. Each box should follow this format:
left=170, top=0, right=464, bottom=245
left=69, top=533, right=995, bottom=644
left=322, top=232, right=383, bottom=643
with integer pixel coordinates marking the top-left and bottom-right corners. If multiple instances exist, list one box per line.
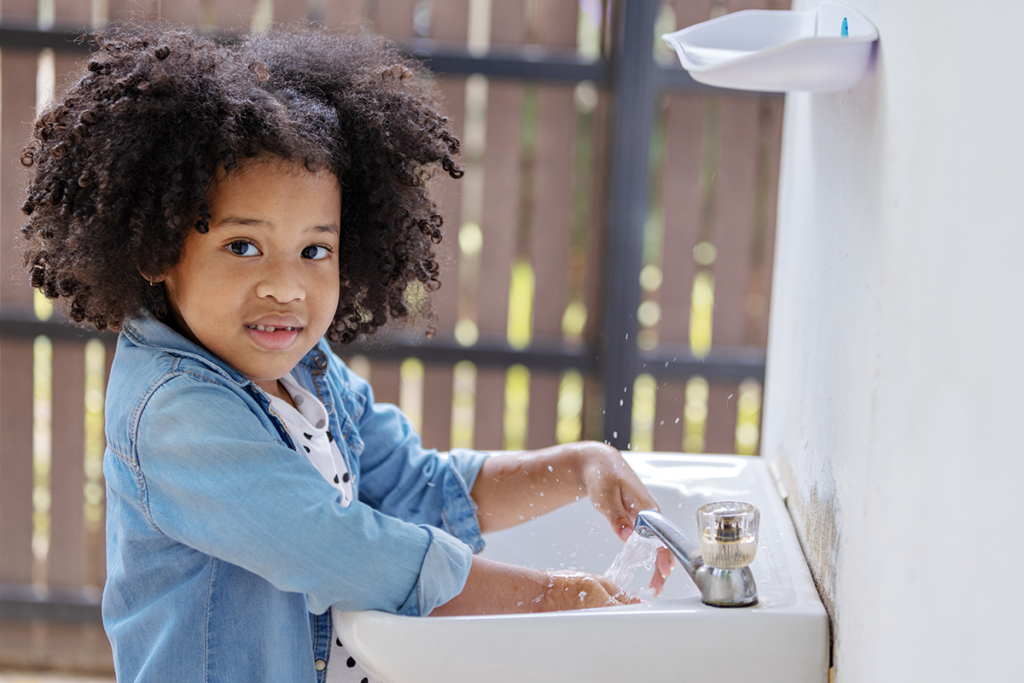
left=336, top=453, right=829, bottom=683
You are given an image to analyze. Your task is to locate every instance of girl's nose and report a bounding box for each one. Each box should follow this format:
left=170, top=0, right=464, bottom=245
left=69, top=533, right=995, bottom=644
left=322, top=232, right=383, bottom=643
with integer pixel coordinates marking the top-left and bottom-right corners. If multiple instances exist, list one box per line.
left=255, top=262, right=305, bottom=303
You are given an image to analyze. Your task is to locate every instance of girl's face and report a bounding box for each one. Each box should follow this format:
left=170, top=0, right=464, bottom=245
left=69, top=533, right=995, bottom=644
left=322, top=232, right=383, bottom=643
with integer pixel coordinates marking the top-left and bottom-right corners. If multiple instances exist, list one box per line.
left=158, top=156, right=341, bottom=398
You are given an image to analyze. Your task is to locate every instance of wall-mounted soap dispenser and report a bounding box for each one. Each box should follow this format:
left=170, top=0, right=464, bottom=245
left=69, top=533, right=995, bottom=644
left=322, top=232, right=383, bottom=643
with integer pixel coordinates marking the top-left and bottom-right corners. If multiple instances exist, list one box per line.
left=661, top=1, right=878, bottom=92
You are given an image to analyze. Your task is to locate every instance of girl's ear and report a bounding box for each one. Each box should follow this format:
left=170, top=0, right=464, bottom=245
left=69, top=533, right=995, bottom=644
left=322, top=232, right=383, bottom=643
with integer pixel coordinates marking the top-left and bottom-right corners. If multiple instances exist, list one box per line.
left=140, top=270, right=165, bottom=285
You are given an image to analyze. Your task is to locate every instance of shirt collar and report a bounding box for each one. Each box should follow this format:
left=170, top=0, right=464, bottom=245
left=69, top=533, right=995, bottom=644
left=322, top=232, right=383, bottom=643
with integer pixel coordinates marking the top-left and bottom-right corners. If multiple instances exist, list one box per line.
left=122, top=312, right=326, bottom=388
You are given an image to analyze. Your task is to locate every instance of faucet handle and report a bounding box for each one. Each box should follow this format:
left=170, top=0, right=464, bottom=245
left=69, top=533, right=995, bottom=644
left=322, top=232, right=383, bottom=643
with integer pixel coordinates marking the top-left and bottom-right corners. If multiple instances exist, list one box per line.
left=697, top=502, right=759, bottom=569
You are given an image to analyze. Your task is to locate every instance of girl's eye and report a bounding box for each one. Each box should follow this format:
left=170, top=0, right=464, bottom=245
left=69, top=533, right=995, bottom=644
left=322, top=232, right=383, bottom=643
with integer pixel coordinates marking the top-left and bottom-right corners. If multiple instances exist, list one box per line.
left=227, top=241, right=259, bottom=257
left=302, top=245, right=331, bottom=260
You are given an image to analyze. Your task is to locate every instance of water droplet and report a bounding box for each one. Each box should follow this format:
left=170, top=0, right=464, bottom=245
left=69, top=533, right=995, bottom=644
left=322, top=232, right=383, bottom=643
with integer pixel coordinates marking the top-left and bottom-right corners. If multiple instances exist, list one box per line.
left=548, top=465, right=554, bottom=472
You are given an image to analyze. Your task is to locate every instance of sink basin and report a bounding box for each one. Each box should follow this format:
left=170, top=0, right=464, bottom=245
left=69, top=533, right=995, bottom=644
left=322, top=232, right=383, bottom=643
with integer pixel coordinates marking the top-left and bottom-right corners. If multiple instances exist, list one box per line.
left=336, top=453, right=828, bottom=683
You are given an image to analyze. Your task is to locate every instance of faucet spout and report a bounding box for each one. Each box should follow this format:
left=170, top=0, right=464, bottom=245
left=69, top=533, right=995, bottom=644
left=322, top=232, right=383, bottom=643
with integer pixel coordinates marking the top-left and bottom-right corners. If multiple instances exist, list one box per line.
left=634, top=509, right=758, bottom=607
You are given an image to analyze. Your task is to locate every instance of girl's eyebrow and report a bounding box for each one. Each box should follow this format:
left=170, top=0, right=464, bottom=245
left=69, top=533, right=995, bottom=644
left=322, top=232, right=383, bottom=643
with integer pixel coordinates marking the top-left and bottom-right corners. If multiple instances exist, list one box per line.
left=214, top=216, right=340, bottom=234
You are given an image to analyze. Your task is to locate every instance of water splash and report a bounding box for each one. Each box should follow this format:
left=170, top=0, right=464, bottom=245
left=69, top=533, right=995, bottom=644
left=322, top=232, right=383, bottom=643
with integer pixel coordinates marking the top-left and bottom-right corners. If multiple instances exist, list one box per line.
left=604, top=532, right=663, bottom=599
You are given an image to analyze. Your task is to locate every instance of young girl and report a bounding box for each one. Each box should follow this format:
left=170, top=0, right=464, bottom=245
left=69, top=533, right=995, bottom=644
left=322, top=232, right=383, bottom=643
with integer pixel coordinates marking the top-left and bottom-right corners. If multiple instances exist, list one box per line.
left=20, top=24, right=671, bottom=683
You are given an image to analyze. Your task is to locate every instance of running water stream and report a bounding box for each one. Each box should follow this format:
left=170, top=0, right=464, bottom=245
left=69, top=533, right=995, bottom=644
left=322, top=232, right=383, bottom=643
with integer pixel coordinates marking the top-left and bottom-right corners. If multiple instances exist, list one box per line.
left=604, top=532, right=664, bottom=600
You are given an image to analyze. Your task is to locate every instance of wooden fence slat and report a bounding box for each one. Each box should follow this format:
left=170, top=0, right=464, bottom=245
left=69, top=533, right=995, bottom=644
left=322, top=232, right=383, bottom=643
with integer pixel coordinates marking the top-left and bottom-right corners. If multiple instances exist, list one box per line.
left=420, top=364, right=453, bottom=451
left=428, top=0, right=470, bottom=333
left=0, top=339, right=35, bottom=584
left=647, top=0, right=714, bottom=453
left=652, top=382, right=685, bottom=452
left=471, top=79, right=520, bottom=450
left=106, top=0, right=148, bottom=23
left=524, top=373, right=558, bottom=449
left=470, top=0, right=527, bottom=450
left=54, top=0, right=92, bottom=24
left=87, top=341, right=117, bottom=589
left=580, top=89, right=610, bottom=441
left=709, top=99, right=758, bottom=346
left=1, top=48, right=36, bottom=308
left=430, top=78, right=466, bottom=335
left=704, top=95, right=760, bottom=453
left=524, top=0, right=577, bottom=449
left=429, top=0, right=469, bottom=42
left=472, top=369, right=505, bottom=451
left=372, top=0, right=417, bottom=38
left=475, top=82, right=521, bottom=338
left=0, top=44, right=38, bottom=587
left=652, top=92, right=707, bottom=451
left=1, top=0, right=38, bottom=23
left=418, top=1, right=469, bottom=453
left=273, top=0, right=310, bottom=23
left=0, top=620, right=113, bottom=673
left=159, top=0, right=204, bottom=23
left=321, top=0, right=365, bottom=28
left=422, top=77, right=466, bottom=451
left=38, top=43, right=95, bottom=590
left=47, top=340, right=88, bottom=587
left=215, top=0, right=260, bottom=29
left=368, top=359, right=401, bottom=407
left=747, top=96, right=783, bottom=348
left=674, top=0, right=715, bottom=27
left=657, top=94, right=706, bottom=344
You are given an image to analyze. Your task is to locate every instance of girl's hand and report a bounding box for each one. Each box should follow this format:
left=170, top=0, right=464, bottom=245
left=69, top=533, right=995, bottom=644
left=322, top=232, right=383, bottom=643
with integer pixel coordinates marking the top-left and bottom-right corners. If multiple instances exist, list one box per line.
left=470, top=442, right=675, bottom=596
left=570, top=442, right=675, bottom=595
left=430, top=557, right=640, bottom=616
left=542, top=570, right=641, bottom=610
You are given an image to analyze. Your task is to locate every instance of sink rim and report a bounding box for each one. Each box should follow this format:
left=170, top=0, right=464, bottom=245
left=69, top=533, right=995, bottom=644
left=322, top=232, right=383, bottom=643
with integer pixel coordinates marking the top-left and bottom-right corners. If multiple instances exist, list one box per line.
left=336, top=453, right=829, bottom=683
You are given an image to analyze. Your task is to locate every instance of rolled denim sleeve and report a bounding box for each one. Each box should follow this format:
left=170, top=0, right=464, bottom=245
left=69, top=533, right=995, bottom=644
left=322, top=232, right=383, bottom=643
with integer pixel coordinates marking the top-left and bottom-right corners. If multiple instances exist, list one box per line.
left=402, top=526, right=474, bottom=616
left=330, top=354, right=489, bottom=555
left=133, top=374, right=474, bottom=616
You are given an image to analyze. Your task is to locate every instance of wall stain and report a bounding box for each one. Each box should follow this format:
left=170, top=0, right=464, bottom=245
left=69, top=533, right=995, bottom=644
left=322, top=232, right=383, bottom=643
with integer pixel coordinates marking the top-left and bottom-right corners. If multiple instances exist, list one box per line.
left=775, top=450, right=840, bottom=660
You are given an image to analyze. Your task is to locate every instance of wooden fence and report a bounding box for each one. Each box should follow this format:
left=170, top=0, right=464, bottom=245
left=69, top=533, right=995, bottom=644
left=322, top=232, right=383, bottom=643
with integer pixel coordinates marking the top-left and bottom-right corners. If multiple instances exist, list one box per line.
left=0, top=0, right=783, bottom=672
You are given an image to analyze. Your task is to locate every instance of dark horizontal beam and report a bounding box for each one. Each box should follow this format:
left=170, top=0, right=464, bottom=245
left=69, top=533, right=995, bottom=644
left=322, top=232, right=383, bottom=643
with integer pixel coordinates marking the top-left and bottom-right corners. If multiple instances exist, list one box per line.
left=0, top=309, right=116, bottom=343
left=639, top=344, right=767, bottom=382
left=405, top=38, right=608, bottom=84
left=0, top=24, right=93, bottom=52
left=0, top=25, right=776, bottom=96
left=1, top=314, right=765, bottom=381
left=339, top=336, right=596, bottom=373
left=0, top=583, right=103, bottom=623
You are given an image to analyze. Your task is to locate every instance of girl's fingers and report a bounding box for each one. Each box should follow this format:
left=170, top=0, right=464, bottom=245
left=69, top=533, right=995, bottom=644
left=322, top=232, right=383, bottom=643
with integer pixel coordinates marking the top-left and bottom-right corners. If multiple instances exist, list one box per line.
left=589, top=477, right=634, bottom=541
left=649, top=547, right=674, bottom=596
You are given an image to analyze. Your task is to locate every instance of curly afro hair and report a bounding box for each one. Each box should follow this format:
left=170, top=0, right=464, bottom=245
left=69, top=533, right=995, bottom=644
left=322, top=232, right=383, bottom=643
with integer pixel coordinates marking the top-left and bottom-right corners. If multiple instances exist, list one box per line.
left=20, top=23, right=462, bottom=343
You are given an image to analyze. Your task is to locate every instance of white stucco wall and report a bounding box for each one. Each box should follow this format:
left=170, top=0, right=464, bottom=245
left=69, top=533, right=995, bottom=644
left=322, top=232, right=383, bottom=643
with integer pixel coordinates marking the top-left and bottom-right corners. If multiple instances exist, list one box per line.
left=761, top=1, right=1024, bottom=680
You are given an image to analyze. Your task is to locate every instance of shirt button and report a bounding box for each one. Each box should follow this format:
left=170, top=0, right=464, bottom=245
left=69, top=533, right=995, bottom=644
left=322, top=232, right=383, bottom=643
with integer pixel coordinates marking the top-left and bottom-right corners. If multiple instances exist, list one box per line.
left=314, top=659, right=327, bottom=671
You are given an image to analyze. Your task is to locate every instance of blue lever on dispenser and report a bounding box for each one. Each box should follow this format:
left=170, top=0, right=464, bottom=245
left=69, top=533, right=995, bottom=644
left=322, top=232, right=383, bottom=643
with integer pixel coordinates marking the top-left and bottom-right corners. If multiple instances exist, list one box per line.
left=841, top=17, right=849, bottom=37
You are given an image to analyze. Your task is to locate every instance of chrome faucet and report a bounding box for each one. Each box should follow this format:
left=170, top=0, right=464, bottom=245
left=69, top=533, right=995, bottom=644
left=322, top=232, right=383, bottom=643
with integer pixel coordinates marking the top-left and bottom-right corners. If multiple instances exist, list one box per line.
left=634, top=504, right=759, bottom=607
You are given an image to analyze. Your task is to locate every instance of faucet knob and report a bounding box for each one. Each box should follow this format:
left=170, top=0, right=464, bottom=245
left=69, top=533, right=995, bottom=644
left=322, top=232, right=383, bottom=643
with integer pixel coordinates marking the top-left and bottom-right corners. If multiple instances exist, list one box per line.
left=697, top=502, right=759, bottom=569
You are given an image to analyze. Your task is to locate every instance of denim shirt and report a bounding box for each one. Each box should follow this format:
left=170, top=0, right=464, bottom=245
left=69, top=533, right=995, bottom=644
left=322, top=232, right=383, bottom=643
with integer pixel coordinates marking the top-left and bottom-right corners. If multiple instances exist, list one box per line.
left=102, top=315, right=487, bottom=682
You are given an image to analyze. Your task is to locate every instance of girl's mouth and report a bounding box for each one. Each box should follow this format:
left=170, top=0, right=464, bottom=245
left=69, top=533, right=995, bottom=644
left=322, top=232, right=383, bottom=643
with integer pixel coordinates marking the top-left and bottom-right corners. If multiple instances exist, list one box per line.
left=246, top=324, right=297, bottom=332
left=245, top=324, right=302, bottom=350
